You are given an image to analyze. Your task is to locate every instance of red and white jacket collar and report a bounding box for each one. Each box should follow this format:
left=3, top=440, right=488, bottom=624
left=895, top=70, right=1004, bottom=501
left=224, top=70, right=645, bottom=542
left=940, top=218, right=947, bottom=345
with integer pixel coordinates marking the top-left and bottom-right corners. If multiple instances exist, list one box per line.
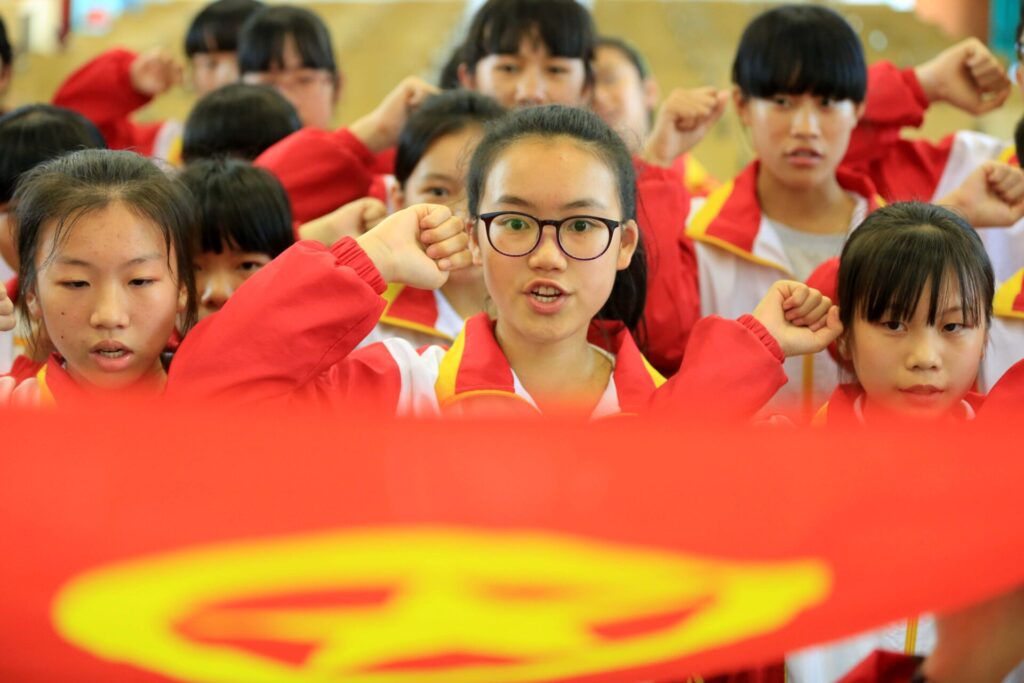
left=994, top=269, right=1024, bottom=320
left=432, top=314, right=665, bottom=417
left=687, top=161, right=883, bottom=274
left=379, top=283, right=461, bottom=343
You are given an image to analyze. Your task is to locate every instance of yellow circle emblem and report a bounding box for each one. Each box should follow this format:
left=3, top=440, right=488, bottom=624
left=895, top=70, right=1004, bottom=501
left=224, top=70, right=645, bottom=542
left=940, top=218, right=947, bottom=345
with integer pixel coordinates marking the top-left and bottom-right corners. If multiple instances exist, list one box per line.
left=53, top=527, right=830, bottom=682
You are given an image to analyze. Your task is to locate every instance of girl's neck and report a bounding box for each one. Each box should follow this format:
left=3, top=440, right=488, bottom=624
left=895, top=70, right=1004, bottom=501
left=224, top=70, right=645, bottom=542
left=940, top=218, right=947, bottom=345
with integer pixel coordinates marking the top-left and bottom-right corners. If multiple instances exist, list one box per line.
left=495, top=320, right=612, bottom=417
left=441, top=274, right=488, bottom=320
left=757, top=167, right=855, bottom=236
left=66, top=358, right=168, bottom=397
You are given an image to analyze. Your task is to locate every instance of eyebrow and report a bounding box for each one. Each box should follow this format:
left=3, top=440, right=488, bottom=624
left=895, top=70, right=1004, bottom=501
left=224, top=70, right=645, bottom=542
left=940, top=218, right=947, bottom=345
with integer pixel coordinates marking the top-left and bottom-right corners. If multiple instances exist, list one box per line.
left=421, top=173, right=457, bottom=183
left=493, top=195, right=608, bottom=211
left=56, top=253, right=164, bottom=268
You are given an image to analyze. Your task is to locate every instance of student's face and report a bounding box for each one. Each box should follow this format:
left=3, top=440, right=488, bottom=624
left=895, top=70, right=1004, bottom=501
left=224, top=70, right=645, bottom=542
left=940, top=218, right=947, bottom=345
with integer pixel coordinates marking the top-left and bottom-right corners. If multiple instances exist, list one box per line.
left=26, top=202, right=184, bottom=391
left=394, top=126, right=483, bottom=285
left=190, top=51, right=240, bottom=97
left=737, top=92, right=863, bottom=191
left=463, top=37, right=589, bottom=109
left=843, top=280, right=987, bottom=421
left=194, top=247, right=272, bottom=320
left=470, top=137, right=638, bottom=347
left=592, top=45, right=656, bottom=154
left=395, top=126, right=482, bottom=216
left=241, top=33, right=338, bottom=130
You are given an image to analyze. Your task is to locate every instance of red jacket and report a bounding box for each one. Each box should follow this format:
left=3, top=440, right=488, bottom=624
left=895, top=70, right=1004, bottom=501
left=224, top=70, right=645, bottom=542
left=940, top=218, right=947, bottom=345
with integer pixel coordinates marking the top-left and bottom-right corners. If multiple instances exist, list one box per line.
left=52, top=48, right=176, bottom=159
left=167, top=237, right=786, bottom=421
left=633, top=159, right=702, bottom=376
left=254, top=127, right=395, bottom=225
left=843, top=61, right=1018, bottom=203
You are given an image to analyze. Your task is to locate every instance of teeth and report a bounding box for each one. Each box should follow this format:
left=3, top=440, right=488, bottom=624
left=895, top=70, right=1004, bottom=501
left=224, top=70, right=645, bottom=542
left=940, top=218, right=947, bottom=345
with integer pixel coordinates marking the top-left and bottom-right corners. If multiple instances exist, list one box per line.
left=531, top=286, right=562, bottom=304
left=96, top=349, right=127, bottom=358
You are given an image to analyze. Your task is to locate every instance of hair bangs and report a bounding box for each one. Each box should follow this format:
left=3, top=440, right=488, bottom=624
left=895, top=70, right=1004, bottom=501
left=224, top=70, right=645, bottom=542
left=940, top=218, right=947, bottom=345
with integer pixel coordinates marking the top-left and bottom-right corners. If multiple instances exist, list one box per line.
left=238, top=6, right=336, bottom=75
left=185, top=0, right=263, bottom=56
left=464, top=0, right=594, bottom=68
left=733, top=5, right=866, bottom=102
left=839, top=203, right=994, bottom=336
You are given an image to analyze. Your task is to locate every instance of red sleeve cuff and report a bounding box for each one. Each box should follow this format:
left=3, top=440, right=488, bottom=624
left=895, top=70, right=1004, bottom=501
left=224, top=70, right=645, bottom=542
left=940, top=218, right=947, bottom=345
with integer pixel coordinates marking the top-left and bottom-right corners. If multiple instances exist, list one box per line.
left=330, top=237, right=387, bottom=294
left=900, top=66, right=930, bottom=111
left=737, top=314, right=785, bottom=363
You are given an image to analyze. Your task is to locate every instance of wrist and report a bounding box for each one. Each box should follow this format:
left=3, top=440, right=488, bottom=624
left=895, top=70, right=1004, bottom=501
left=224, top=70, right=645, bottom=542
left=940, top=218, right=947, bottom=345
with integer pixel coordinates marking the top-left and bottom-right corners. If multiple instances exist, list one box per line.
left=355, top=232, right=395, bottom=283
left=640, top=143, right=674, bottom=169
left=913, top=63, right=944, bottom=104
left=349, top=115, right=390, bottom=154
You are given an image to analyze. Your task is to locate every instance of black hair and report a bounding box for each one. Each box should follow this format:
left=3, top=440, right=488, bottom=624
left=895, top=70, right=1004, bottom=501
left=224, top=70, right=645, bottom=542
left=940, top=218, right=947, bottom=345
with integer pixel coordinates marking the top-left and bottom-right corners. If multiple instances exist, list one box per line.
left=0, top=104, right=107, bottom=205
left=1015, top=115, right=1024, bottom=168
left=177, top=158, right=293, bottom=259
left=732, top=5, right=866, bottom=103
left=462, top=0, right=595, bottom=84
left=467, top=105, right=646, bottom=333
left=596, top=36, right=650, bottom=80
left=0, top=14, right=11, bottom=70
left=182, top=83, right=300, bottom=163
left=438, top=43, right=464, bottom=90
left=184, top=0, right=263, bottom=57
left=838, top=202, right=994, bottom=341
left=395, top=91, right=505, bottom=187
left=238, top=5, right=337, bottom=77
left=13, top=149, right=199, bottom=331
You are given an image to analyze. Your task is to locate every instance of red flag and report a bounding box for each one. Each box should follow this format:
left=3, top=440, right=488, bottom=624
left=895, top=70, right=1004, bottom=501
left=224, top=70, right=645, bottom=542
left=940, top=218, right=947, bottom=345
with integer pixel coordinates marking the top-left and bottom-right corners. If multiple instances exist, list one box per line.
left=2, top=406, right=1022, bottom=682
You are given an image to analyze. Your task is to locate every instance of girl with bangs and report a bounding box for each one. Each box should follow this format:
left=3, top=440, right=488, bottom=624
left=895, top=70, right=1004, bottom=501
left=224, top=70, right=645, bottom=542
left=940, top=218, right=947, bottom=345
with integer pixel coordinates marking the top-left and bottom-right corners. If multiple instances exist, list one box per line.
left=167, top=106, right=839, bottom=421
left=177, top=159, right=293, bottom=321
left=685, top=4, right=878, bottom=416
left=790, top=201, right=1024, bottom=683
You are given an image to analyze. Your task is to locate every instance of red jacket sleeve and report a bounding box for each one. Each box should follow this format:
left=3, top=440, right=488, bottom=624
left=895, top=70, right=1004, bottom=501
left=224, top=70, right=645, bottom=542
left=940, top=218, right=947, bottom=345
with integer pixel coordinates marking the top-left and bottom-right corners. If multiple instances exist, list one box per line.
left=842, top=61, right=953, bottom=202
left=166, top=238, right=389, bottom=404
left=649, top=314, right=787, bottom=423
left=255, top=127, right=378, bottom=224
left=633, top=159, right=701, bottom=377
left=52, top=48, right=161, bottom=155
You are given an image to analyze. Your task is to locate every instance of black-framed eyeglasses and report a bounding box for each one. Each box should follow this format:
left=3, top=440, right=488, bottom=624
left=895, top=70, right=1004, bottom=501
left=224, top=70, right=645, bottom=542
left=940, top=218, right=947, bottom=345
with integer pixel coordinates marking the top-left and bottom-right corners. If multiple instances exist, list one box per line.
left=478, top=211, right=622, bottom=261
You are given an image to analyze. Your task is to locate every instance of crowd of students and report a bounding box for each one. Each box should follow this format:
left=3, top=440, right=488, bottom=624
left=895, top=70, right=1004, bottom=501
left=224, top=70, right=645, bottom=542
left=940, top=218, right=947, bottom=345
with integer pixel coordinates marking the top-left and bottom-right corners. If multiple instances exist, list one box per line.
left=0, top=0, right=1022, bottom=679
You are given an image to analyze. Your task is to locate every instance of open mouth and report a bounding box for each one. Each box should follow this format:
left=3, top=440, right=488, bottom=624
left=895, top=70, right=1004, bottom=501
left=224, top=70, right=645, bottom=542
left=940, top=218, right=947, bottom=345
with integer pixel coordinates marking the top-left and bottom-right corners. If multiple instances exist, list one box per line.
left=91, top=341, right=132, bottom=359
left=530, top=285, right=565, bottom=304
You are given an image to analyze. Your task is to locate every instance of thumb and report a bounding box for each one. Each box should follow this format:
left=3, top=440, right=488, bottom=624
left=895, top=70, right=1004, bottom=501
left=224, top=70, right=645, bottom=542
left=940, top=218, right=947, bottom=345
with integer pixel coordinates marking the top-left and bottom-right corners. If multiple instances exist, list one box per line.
left=813, top=306, right=844, bottom=346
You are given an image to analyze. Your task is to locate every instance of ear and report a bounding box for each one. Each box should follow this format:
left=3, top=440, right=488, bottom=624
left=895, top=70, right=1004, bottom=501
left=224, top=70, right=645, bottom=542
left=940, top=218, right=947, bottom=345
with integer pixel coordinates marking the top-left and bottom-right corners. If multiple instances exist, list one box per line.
left=615, top=219, right=639, bottom=271
left=390, top=183, right=406, bottom=211
left=1016, top=63, right=1024, bottom=92
left=468, top=219, right=483, bottom=266
left=178, top=284, right=188, bottom=314
left=643, top=76, right=660, bottom=111
left=457, top=63, right=475, bottom=90
left=25, top=288, right=41, bottom=320
left=733, top=86, right=752, bottom=127
left=836, top=333, right=851, bottom=361
left=853, top=100, right=866, bottom=122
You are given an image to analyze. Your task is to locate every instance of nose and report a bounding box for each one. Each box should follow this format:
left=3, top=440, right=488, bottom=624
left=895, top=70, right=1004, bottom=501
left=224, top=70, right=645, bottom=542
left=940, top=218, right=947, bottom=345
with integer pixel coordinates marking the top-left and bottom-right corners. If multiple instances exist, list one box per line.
left=200, top=272, right=234, bottom=312
left=906, top=329, right=942, bottom=371
left=515, top=67, right=546, bottom=107
left=527, top=225, right=567, bottom=270
left=790, top=100, right=821, bottom=138
left=90, top=283, right=129, bottom=329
